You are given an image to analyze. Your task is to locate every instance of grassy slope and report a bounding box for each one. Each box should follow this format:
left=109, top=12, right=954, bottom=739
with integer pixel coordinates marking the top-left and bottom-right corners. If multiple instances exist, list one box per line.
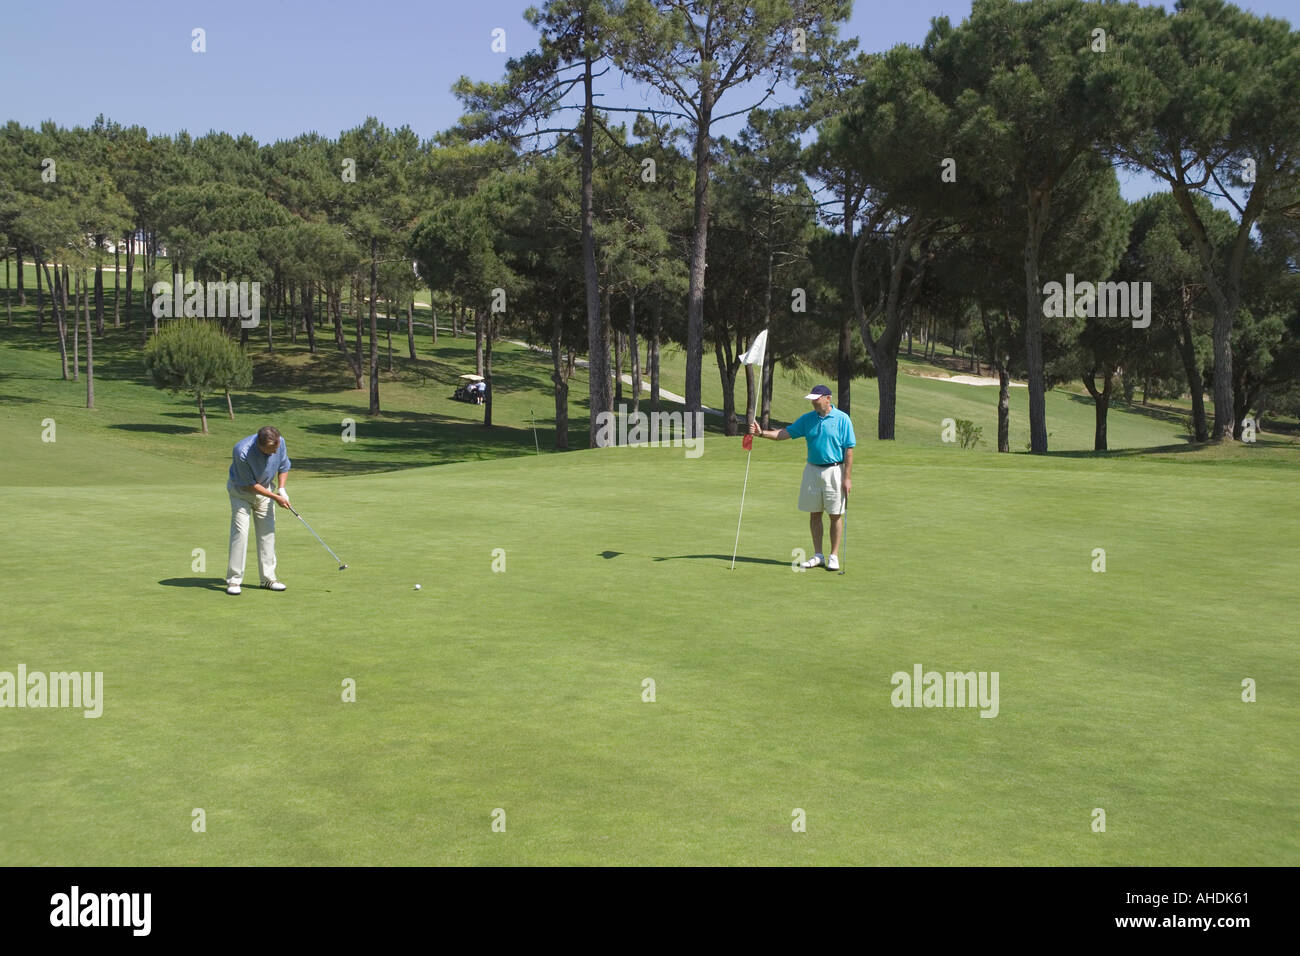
left=1, top=291, right=1297, bottom=865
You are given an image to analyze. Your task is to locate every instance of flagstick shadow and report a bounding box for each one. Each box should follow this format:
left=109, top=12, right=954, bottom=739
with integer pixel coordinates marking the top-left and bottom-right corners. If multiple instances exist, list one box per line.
left=653, top=554, right=789, bottom=567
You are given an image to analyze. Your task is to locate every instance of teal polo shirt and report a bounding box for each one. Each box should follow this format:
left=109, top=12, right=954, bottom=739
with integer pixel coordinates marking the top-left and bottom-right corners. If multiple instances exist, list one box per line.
left=785, top=406, right=856, bottom=465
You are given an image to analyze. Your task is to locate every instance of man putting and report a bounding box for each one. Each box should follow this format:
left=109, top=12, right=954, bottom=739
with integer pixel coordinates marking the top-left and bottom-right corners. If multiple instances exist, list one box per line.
left=749, top=385, right=855, bottom=571
left=226, top=426, right=292, bottom=595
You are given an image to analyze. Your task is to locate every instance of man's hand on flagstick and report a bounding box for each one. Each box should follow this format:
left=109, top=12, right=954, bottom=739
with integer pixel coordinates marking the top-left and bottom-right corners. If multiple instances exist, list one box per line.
left=748, top=421, right=762, bottom=437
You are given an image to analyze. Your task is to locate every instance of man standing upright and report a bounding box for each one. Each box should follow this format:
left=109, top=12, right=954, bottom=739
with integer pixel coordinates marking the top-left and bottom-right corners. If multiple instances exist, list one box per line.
left=226, top=425, right=292, bottom=595
left=749, top=385, right=855, bottom=571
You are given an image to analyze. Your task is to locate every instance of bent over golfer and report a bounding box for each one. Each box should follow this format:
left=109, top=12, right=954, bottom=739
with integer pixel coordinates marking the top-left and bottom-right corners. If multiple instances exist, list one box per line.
left=226, top=426, right=292, bottom=595
left=749, top=385, right=855, bottom=571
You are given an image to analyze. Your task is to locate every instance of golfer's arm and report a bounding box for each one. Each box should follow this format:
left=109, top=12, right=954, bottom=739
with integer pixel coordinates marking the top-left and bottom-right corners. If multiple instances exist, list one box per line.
left=758, top=427, right=790, bottom=440
left=245, top=482, right=280, bottom=499
left=843, top=447, right=853, bottom=481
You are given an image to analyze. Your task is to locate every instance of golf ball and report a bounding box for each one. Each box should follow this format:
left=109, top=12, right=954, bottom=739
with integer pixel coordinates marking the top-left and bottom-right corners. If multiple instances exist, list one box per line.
left=414, top=584, right=421, bottom=590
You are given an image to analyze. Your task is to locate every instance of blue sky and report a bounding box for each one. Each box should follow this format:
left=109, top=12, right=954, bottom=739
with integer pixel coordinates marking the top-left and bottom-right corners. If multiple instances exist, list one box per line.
left=2, top=0, right=1295, bottom=200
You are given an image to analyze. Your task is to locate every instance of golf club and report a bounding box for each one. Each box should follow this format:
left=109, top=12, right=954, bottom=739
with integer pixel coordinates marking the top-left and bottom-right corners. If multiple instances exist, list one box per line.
left=286, top=503, right=349, bottom=570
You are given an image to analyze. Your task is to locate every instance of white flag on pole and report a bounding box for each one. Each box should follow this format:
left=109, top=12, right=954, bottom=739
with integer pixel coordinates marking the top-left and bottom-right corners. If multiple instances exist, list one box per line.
left=738, top=328, right=767, bottom=367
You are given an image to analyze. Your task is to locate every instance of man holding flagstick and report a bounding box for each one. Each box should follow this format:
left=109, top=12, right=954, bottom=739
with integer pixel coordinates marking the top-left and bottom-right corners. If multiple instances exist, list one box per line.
left=749, top=385, right=855, bottom=571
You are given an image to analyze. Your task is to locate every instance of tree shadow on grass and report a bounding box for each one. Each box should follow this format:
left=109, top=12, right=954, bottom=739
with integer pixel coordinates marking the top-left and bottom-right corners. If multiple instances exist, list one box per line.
left=111, top=422, right=195, bottom=435
left=158, top=577, right=227, bottom=591
left=653, top=554, right=790, bottom=567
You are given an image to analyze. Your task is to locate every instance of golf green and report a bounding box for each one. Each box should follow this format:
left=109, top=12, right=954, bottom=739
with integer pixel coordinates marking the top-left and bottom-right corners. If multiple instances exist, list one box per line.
left=2, top=410, right=1296, bottom=864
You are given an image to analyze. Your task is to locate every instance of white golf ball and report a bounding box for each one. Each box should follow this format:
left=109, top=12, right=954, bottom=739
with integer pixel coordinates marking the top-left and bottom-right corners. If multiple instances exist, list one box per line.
left=414, top=584, right=421, bottom=590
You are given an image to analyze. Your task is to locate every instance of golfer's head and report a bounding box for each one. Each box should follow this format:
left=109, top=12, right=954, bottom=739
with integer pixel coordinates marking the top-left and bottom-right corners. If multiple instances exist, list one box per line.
left=803, top=385, right=833, bottom=413
left=257, top=425, right=281, bottom=455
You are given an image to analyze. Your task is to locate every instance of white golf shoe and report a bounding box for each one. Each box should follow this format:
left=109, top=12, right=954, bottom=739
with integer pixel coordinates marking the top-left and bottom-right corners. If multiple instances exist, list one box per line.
left=262, top=581, right=287, bottom=592
left=226, top=584, right=241, bottom=595
left=827, top=555, right=840, bottom=571
left=800, top=553, right=824, bottom=569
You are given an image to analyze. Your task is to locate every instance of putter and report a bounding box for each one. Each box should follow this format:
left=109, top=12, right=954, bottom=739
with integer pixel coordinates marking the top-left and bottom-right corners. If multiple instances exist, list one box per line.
left=286, top=503, right=349, bottom=570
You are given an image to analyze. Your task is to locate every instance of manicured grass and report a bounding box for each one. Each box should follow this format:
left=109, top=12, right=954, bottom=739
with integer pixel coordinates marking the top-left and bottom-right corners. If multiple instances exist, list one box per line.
left=1, top=297, right=1296, bottom=865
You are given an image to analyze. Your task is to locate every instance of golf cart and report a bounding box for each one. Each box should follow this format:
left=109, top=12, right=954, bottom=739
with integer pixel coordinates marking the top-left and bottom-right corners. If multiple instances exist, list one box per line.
left=453, top=373, right=487, bottom=405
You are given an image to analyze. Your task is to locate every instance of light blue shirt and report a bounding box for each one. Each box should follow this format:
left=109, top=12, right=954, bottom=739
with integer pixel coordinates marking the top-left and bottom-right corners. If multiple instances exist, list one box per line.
left=785, top=406, right=856, bottom=465
left=228, top=434, right=291, bottom=488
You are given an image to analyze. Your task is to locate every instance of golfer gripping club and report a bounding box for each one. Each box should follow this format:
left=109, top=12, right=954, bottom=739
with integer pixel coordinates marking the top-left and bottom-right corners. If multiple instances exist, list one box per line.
left=225, top=426, right=294, bottom=595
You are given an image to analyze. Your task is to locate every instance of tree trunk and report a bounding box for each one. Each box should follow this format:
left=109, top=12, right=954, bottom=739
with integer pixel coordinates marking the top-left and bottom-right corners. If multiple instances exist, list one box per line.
left=353, top=275, right=363, bottom=375
left=17, top=244, right=25, bottom=305
left=94, top=242, right=104, bottom=335
left=386, top=298, right=393, bottom=373
left=997, top=364, right=1010, bottom=453
left=581, top=47, right=611, bottom=448
left=113, top=244, right=120, bottom=327
left=43, top=260, right=69, bottom=380
left=475, top=308, right=484, bottom=376
left=73, top=273, right=80, bottom=382
left=368, top=242, right=381, bottom=415
left=331, top=288, right=362, bottom=388
left=979, top=306, right=1010, bottom=453
left=198, top=392, right=209, bottom=435
left=744, top=363, right=756, bottom=428
left=4, top=254, right=10, bottom=325
left=35, top=252, right=43, bottom=332
left=551, top=310, right=569, bottom=451
left=124, top=233, right=133, bottom=329
left=714, top=329, right=738, bottom=436
left=1176, top=292, right=1208, bottom=442
left=303, top=283, right=317, bottom=354
left=614, top=329, right=623, bottom=405
left=684, top=93, right=716, bottom=434
left=837, top=193, right=853, bottom=413
left=629, top=290, right=640, bottom=416
left=1083, top=366, right=1111, bottom=452
left=650, top=304, right=661, bottom=414
left=1023, top=187, right=1050, bottom=454
left=85, top=277, right=95, bottom=409
left=875, top=352, right=897, bottom=440
left=483, top=307, right=493, bottom=428
left=406, top=299, right=416, bottom=360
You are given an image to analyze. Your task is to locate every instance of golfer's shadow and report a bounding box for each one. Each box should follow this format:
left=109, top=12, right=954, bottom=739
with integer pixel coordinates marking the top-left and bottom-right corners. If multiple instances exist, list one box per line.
left=158, top=578, right=228, bottom=592
left=652, top=554, right=789, bottom=567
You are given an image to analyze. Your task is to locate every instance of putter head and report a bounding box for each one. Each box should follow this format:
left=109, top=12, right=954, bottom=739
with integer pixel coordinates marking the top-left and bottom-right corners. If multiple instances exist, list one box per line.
left=338, top=564, right=348, bottom=571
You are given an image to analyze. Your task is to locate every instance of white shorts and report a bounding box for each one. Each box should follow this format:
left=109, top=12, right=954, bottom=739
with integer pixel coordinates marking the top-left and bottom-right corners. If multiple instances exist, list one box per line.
left=798, top=462, right=845, bottom=514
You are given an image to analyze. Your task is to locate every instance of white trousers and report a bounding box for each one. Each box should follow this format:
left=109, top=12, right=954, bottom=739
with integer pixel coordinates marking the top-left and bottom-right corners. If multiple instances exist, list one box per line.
left=226, top=481, right=277, bottom=586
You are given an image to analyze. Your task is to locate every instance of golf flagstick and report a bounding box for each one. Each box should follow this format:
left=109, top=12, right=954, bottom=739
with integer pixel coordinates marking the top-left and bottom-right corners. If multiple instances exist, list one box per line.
left=838, top=486, right=848, bottom=575
left=730, top=330, right=769, bottom=571
left=730, top=431, right=755, bottom=570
